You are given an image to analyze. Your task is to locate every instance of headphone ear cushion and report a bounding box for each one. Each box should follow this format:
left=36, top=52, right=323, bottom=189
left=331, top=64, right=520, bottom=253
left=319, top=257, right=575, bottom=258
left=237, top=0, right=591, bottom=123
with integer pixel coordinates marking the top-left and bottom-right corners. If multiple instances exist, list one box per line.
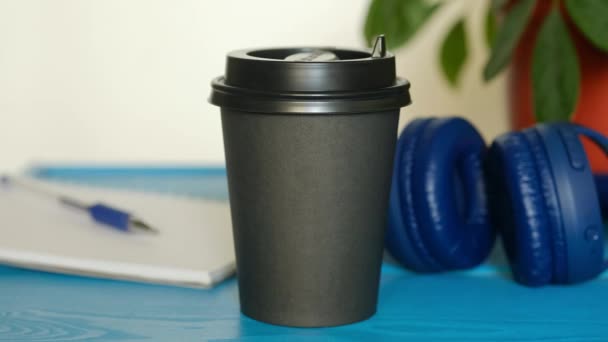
left=487, top=132, right=553, bottom=286
left=387, top=117, right=493, bottom=272
left=387, top=118, right=443, bottom=272
left=410, top=118, right=493, bottom=269
left=523, top=129, right=568, bottom=283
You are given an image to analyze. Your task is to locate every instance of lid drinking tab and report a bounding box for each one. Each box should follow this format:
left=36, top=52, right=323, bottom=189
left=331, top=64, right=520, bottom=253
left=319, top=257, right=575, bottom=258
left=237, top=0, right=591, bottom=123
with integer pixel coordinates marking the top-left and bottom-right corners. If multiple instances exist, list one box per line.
left=371, top=35, right=387, bottom=58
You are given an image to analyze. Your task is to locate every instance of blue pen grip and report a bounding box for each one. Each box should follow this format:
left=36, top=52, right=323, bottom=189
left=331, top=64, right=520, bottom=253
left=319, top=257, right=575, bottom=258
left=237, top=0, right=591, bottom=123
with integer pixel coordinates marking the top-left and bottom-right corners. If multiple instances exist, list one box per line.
left=89, top=204, right=130, bottom=231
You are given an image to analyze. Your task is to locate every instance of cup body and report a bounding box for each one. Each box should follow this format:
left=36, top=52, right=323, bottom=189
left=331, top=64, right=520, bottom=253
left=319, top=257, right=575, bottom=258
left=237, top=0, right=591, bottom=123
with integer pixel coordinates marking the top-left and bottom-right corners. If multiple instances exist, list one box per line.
left=221, top=109, right=399, bottom=327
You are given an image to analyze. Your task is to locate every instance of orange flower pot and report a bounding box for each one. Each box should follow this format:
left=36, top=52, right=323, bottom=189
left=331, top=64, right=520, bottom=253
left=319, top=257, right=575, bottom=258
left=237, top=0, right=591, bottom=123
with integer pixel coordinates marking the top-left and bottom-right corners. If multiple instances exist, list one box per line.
left=509, top=2, right=608, bottom=172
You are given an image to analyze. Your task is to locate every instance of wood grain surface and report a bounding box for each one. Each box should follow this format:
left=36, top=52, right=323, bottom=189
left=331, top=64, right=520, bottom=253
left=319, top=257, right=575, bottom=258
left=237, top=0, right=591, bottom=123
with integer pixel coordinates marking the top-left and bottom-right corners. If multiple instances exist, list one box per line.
left=1, top=261, right=607, bottom=341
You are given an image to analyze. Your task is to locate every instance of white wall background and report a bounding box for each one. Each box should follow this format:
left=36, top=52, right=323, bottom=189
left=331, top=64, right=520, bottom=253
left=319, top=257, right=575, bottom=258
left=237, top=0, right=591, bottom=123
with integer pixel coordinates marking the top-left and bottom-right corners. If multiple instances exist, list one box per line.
left=0, top=0, right=508, bottom=171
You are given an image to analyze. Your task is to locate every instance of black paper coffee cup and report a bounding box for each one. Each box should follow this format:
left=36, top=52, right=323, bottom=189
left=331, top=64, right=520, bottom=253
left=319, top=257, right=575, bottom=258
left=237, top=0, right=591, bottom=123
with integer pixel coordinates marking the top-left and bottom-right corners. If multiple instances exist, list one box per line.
left=209, top=37, right=411, bottom=327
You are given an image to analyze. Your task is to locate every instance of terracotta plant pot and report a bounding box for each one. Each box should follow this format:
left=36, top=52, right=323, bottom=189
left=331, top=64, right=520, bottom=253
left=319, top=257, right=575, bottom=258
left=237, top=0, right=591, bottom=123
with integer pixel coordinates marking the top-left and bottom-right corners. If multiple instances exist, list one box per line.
left=509, top=2, right=608, bottom=172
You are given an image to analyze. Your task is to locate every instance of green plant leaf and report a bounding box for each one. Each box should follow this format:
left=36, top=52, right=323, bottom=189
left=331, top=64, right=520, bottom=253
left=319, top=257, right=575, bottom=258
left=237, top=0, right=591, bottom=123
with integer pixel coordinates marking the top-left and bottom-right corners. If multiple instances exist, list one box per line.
left=440, top=18, right=468, bottom=87
left=565, top=0, right=608, bottom=52
left=491, top=0, right=508, bottom=12
left=483, top=0, right=536, bottom=81
left=485, top=5, right=497, bottom=48
left=364, top=0, right=440, bottom=50
left=532, top=9, right=580, bottom=122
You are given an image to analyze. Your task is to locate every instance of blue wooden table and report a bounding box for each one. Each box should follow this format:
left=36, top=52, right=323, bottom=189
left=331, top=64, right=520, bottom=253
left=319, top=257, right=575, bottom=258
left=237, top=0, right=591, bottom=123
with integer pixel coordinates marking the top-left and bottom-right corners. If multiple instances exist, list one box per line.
left=2, top=166, right=607, bottom=341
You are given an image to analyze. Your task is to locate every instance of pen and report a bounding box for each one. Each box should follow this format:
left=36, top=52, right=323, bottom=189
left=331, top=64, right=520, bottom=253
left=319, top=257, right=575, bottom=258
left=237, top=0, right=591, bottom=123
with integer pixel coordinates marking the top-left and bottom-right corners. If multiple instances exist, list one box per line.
left=1, top=175, right=158, bottom=234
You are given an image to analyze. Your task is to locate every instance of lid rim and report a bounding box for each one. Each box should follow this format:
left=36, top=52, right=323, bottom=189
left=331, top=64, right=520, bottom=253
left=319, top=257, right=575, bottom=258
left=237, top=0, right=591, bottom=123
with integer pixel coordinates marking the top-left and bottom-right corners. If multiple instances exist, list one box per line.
left=210, top=78, right=412, bottom=114
left=228, top=47, right=395, bottom=63
left=211, top=76, right=410, bottom=100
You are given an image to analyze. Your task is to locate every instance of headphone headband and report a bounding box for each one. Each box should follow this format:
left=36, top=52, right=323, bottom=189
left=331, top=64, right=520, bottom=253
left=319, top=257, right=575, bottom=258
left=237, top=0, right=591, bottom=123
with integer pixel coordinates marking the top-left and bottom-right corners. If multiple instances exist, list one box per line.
left=573, top=124, right=608, bottom=156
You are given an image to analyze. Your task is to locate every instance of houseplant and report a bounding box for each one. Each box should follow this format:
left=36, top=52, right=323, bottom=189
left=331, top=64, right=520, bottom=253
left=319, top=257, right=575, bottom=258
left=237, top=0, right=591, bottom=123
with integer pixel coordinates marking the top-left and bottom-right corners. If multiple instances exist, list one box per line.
left=364, top=0, right=608, bottom=171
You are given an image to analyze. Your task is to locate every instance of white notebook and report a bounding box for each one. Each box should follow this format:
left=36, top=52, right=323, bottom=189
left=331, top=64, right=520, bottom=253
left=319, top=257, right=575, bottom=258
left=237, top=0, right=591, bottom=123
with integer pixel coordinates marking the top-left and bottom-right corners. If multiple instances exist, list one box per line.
left=0, top=177, right=235, bottom=288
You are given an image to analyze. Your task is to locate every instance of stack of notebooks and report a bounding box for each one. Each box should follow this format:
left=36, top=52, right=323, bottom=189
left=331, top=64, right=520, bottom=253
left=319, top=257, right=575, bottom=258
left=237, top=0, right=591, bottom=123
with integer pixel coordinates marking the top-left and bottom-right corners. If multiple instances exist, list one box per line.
left=0, top=174, right=235, bottom=288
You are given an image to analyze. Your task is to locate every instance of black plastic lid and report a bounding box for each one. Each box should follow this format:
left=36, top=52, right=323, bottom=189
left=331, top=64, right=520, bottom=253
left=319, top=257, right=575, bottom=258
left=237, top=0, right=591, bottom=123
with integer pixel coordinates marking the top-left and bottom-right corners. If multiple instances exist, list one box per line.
left=209, top=36, right=411, bottom=114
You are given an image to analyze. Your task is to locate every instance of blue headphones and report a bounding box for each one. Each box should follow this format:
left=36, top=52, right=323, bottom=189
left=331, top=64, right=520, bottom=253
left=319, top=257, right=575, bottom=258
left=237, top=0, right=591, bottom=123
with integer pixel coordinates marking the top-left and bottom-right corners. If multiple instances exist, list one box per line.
left=387, top=117, right=608, bottom=286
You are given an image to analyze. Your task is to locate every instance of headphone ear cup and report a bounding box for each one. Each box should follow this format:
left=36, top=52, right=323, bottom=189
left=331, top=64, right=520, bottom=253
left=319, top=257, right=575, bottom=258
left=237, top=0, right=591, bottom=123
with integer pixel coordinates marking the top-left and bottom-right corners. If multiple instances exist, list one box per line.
left=486, top=132, right=554, bottom=286
left=536, top=123, right=605, bottom=283
left=387, top=117, right=494, bottom=272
